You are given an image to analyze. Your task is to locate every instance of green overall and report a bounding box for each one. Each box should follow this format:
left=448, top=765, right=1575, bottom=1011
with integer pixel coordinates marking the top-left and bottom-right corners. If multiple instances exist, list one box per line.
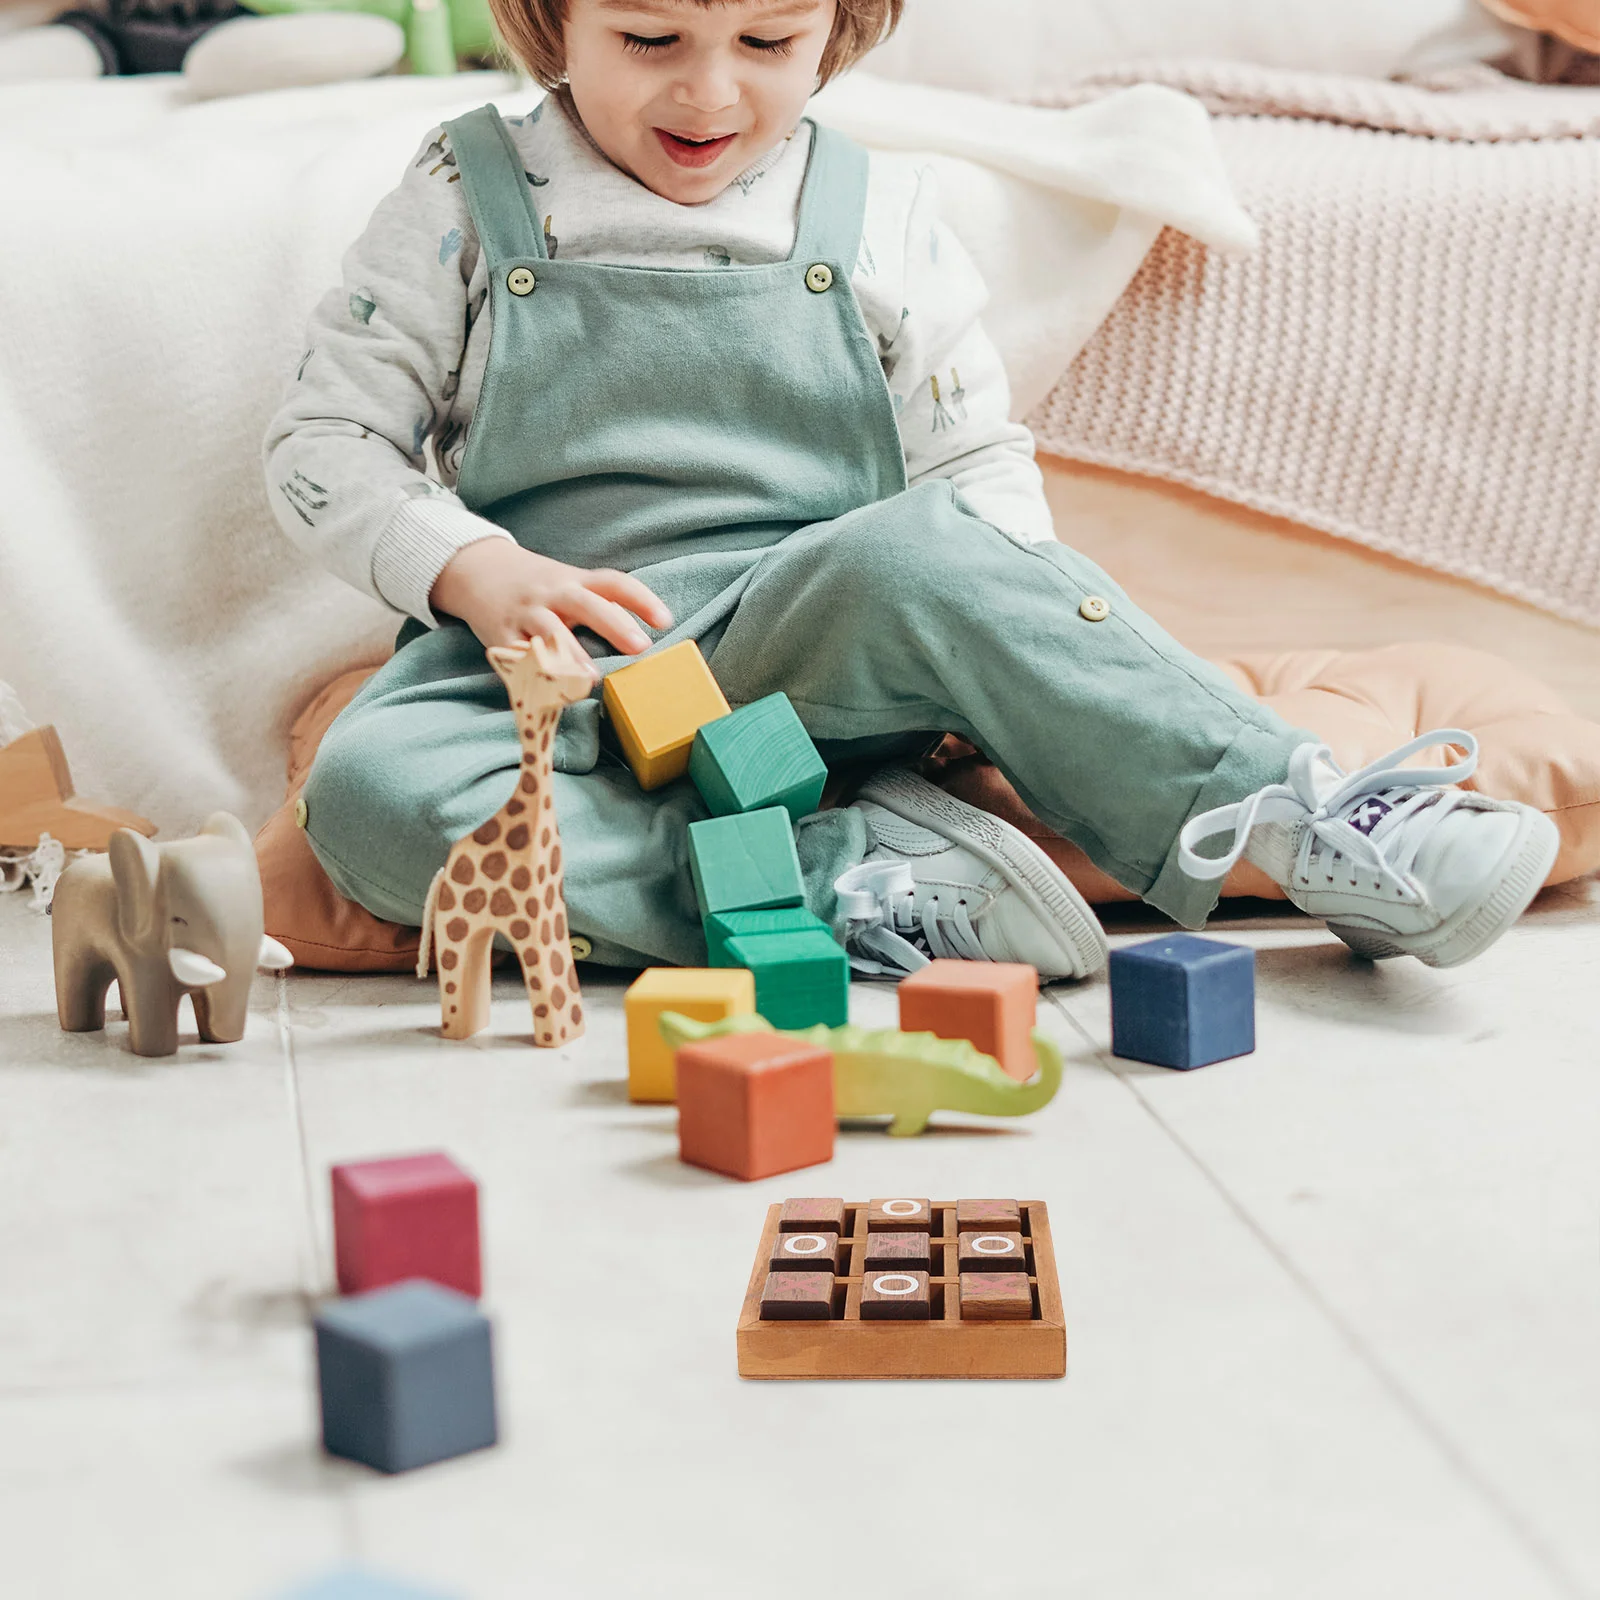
left=302, top=104, right=1312, bottom=967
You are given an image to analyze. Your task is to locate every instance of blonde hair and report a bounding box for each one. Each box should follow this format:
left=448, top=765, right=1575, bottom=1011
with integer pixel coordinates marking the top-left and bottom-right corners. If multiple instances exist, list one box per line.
left=487, top=0, right=904, bottom=91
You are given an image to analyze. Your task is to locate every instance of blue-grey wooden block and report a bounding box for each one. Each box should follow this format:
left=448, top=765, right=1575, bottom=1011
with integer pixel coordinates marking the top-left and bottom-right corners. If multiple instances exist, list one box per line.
left=315, top=1280, right=497, bottom=1474
left=277, top=1569, right=460, bottom=1599
left=1109, top=933, right=1255, bottom=1070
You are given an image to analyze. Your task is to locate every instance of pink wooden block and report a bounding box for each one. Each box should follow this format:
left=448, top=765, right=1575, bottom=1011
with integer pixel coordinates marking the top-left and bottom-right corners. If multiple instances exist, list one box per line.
left=331, top=1151, right=482, bottom=1298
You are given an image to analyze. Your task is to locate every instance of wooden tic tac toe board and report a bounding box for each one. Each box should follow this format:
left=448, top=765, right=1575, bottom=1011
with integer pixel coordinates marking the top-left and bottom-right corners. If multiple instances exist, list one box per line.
left=737, top=1198, right=1065, bottom=1379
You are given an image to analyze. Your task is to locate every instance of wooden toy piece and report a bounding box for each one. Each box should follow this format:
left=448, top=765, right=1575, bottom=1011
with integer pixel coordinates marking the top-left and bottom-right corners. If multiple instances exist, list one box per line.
left=956, top=1198, right=1022, bottom=1234
left=704, top=905, right=825, bottom=967
left=331, top=1152, right=481, bottom=1299
left=688, top=692, right=828, bottom=822
left=722, top=926, right=849, bottom=1030
left=52, top=812, right=293, bottom=1058
left=868, top=1197, right=932, bottom=1231
left=659, top=1011, right=1063, bottom=1137
left=863, top=1230, right=932, bottom=1270
left=958, top=1231, right=1026, bottom=1271
left=602, top=638, right=731, bottom=790
left=687, top=806, right=805, bottom=919
left=278, top=1569, right=459, bottom=1599
left=779, top=1196, right=846, bottom=1233
left=675, top=1030, right=835, bottom=1182
left=420, top=634, right=594, bottom=1047
left=897, top=958, right=1039, bottom=1082
left=0, top=724, right=155, bottom=850
left=315, top=1280, right=497, bottom=1473
left=738, top=1198, right=1065, bottom=1378
left=625, top=967, right=755, bottom=1103
left=1109, top=933, right=1256, bottom=1070
left=769, top=1231, right=843, bottom=1273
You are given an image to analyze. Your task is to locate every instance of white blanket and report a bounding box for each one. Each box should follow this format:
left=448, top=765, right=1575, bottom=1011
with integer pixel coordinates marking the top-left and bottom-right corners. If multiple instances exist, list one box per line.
left=0, top=68, right=1253, bottom=837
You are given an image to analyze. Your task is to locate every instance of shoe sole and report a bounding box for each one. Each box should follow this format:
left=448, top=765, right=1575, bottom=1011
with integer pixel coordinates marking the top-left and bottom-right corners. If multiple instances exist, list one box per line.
left=855, top=766, right=1109, bottom=980
left=1327, top=807, right=1560, bottom=969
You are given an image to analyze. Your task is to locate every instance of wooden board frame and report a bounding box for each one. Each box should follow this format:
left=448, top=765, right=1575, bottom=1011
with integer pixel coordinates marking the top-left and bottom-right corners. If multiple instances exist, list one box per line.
left=736, top=1200, right=1065, bottom=1379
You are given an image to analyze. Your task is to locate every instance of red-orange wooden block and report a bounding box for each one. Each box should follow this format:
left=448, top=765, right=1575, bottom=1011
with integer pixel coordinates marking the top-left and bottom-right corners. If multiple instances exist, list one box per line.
left=897, top=959, right=1039, bottom=1082
left=331, top=1151, right=481, bottom=1299
left=676, top=1032, right=835, bottom=1182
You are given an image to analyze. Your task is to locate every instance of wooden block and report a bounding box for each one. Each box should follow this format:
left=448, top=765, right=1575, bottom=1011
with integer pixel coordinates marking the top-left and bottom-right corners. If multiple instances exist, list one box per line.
left=779, top=1197, right=846, bottom=1233
left=1109, top=934, right=1256, bottom=1070
left=959, top=1271, right=1034, bottom=1322
left=602, top=639, right=731, bottom=791
left=331, top=1152, right=481, bottom=1299
left=955, top=1198, right=1022, bottom=1234
left=704, top=906, right=826, bottom=967
left=623, top=967, right=756, bottom=1103
left=0, top=724, right=155, bottom=851
left=722, top=927, right=848, bottom=1029
left=688, top=693, right=828, bottom=823
left=687, top=808, right=805, bottom=918
left=863, top=1230, right=931, bottom=1269
left=769, top=1231, right=842, bottom=1272
left=958, top=1231, right=1026, bottom=1271
left=677, top=1032, right=835, bottom=1182
left=897, top=958, right=1039, bottom=1082
left=759, top=1270, right=835, bottom=1321
left=860, top=1270, right=931, bottom=1320
left=866, top=1197, right=932, bottom=1231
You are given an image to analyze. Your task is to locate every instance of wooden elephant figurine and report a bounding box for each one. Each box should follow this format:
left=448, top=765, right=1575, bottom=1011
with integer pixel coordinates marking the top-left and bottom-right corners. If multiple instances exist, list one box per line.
left=52, top=812, right=293, bottom=1057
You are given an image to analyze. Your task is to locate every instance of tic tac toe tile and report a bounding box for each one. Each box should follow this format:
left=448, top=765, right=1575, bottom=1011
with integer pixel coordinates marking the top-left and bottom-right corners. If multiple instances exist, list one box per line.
left=331, top=1152, right=480, bottom=1299
left=955, top=1198, right=1022, bottom=1234
left=687, top=807, right=806, bottom=919
left=769, top=1232, right=843, bottom=1273
left=602, top=639, right=731, bottom=791
left=779, top=1197, right=846, bottom=1233
left=759, top=1271, right=836, bottom=1321
left=897, top=958, right=1040, bottom=1081
left=867, top=1197, right=932, bottom=1232
left=1109, top=933, right=1256, bottom=1070
left=959, top=1271, right=1033, bottom=1322
left=958, top=1231, right=1027, bottom=1272
left=688, top=692, right=828, bottom=823
left=860, top=1271, right=931, bottom=1320
left=863, top=1231, right=932, bottom=1270
left=623, top=966, right=756, bottom=1103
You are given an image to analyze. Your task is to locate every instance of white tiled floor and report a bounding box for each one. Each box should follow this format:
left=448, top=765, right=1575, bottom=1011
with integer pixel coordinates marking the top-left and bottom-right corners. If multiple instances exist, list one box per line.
left=2, top=881, right=1597, bottom=1600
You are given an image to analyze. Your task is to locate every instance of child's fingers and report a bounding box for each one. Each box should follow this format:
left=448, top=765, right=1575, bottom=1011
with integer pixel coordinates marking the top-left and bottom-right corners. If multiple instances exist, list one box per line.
left=584, top=567, right=674, bottom=631
left=555, top=588, right=655, bottom=656
left=518, top=606, right=589, bottom=662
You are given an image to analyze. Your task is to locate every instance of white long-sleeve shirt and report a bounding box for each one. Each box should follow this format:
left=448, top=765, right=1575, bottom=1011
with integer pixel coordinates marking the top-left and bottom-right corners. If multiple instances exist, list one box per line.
left=262, top=90, right=1055, bottom=629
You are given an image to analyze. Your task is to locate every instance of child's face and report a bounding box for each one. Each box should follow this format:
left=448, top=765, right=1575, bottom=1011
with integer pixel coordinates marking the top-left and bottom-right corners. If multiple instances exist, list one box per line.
left=563, top=0, right=837, bottom=204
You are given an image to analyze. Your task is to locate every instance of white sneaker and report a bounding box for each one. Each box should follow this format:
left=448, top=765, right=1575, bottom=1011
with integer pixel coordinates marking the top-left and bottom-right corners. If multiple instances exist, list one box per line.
left=1177, top=728, right=1558, bottom=968
left=833, top=766, right=1108, bottom=982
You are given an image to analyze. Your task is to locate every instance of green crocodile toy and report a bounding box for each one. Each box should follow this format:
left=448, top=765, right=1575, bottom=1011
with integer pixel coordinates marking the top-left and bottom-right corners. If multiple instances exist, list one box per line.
left=657, top=1012, right=1062, bottom=1137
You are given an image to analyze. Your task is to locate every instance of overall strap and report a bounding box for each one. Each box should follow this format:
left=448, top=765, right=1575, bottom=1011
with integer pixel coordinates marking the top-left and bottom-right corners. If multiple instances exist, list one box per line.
left=442, top=104, right=548, bottom=265
left=791, top=120, right=870, bottom=268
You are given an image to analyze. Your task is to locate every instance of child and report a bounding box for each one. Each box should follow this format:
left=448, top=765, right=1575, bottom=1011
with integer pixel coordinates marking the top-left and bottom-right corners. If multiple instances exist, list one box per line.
left=262, top=0, right=1557, bottom=980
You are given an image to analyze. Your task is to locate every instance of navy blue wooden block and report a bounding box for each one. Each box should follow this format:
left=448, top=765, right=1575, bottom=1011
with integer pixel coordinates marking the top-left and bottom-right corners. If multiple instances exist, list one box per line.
left=1109, top=933, right=1255, bottom=1070
left=279, top=1570, right=460, bottom=1599
left=315, top=1280, right=497, bottom=1474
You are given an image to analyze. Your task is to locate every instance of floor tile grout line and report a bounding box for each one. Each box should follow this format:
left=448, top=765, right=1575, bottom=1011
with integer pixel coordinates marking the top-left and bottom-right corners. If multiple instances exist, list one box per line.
left=273, top=971, right=328, bottom=1300
left=1042, top=989, right=1586, bottom=1600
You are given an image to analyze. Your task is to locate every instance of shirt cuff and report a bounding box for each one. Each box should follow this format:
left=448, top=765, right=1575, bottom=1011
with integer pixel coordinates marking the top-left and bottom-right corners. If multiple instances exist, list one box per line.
left=371, top=492, right=516, bottom=628
left=952, top=481, right=1058, bottom=547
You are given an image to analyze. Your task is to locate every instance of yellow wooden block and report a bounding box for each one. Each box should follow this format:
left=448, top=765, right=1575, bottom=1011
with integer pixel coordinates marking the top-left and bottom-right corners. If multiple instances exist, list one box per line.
left=625, top=967, right=757, bottom=1103
left=603, top=640, right=731, bottom=791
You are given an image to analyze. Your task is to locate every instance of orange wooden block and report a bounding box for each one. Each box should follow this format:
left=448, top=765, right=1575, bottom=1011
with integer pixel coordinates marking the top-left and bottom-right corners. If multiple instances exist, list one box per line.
left=676, top=1032, right=835, bottom=1182
left=0, top=725, right=153, bottom=851
left=897, top=958, right=1039, bottom=1082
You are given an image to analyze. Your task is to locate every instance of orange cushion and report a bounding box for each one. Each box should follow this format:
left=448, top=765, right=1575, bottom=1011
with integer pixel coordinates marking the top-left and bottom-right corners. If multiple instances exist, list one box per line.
left=258, top=642, right=1600, bottom=970
left=1481, top=0, right=1600, bottom=52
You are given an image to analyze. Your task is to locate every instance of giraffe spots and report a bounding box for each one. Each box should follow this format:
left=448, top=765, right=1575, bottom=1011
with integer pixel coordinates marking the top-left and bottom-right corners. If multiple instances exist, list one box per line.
left=541, top=826, right=551, bottom=847
left=535, top=1002, right=549, bottom=1017
left=464, top=888, right=487, bottom=913
left=491, top=889, right=516, bottom=917
left=473, top=818, right=502, bottom=846
left=536, top=862, right=547, bottom=884
left=520, top=771, right=537, bottom=794
left=506, top=799, right=526, bottom=817
left=445, top=981, right=456, bottom=994
left=544, top=884, right=556, bottom=909
left=571, top=1002, right=583, bottom=1025
left=551, top=951, right=564, bottom=977
left=525, top=897, right=540, bottom=917
left=451, top=857, right=476, bottom=885
left=551, top=986, right=566, bottom=1010
left=555, top=911, right=566, bottom=938
left=511, top=866, right=531, bottom=890
left=551, top=844, right=562, bottom=873
left=440, top=949, right=459, bottom=971
left=541, top=728, right=551, bottom=752
left=510, top=919, right=530, bottom=940
left=482, top=850, right=508, bottom=881
left=446, top=917, right=468, bottom=941
left=438, top=883, right=457, bottom=911
left=541, top=920, right=551, bottom=943
left=505, top=823, right=530, bottom=851
left=523, top=950, right=540, bottom=972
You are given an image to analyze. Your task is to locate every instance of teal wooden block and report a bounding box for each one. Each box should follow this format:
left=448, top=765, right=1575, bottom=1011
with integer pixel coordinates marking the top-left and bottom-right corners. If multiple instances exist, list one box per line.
left=689, top=693, right=828, bottom=822
left=688, top=807, right=805, bottom=918
left=724, top=927, right=849, bottom=1029
left=704, top=906, right=830, bottom=967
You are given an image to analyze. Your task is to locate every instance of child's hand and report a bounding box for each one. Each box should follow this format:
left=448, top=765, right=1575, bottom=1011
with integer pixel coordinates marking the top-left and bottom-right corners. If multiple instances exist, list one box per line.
left=430, top=538, right=673, bottom=656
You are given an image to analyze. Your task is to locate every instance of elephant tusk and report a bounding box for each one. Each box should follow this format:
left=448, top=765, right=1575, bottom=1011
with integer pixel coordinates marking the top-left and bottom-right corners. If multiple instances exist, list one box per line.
left=169, top=947, right=227, bottom=987
left=257, top=935, right=295, bottom=971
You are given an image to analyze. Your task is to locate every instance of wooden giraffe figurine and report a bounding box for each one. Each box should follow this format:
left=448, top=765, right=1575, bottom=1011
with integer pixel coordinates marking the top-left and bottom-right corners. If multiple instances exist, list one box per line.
left=418, top=633, right=596, bottom=1045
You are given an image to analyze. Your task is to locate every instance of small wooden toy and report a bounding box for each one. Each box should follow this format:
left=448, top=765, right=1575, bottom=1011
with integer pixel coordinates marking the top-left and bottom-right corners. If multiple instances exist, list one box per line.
left=418, top=635, right=594, bottom=1047
left=658, top=1012, right=1063, bottom=1137
left=277, top=1568, right=459, bottom=1599
left=332, top=1152, right=481, bottom=1299
left=602, top=638, right=731, bottom=791
left=315, top=1280, right=497, bottom=1474
left=675, top=1030, right=834, bottom=1181
left=52, top=812, right=294, bottom=1057
left=624, top=967, right=756, bottom=1103
left=688, top=692, right=828, bottom=822
left=1109, top=933, right=1256, bottom=1070
left=720, top=925, right=849, bottom=1029
left=687, top=807, right=805, bottom=918
left=897, top=958, right=1039, bottom=1082
left=0, top=723, right=154, bottom=851
left=737, top=1198, right=1065, bottom=1378
left=703, top=905, right=825, bottom=966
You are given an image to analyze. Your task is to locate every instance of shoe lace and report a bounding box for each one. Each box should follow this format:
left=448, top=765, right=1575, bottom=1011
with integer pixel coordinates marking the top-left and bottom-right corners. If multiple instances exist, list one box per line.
left=1176, top=729, right=1480, bottom=894
left=832, top=860, right=987, bottom=977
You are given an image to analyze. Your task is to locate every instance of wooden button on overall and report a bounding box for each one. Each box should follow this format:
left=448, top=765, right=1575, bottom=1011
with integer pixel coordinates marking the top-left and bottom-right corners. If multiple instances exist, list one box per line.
left=507, top=268, right=536, bottom=296
left=804, top=263, right=834, bottom=293
left=294, top=795, right=308, bottom=829
left=1079, top=595, right=1111, bottom=622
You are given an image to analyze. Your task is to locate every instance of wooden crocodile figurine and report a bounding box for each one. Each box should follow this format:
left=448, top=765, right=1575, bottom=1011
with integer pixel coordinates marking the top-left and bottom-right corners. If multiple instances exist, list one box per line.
left=658, top=1011, right=1063, bottom=1137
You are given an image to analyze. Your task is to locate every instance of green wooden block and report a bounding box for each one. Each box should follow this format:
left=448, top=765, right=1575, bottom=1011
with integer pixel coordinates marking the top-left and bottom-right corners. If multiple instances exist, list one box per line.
left=704, top=907, right=830, bottom=967
left=724, top=928, right=850, bottom=1030
left=687, top=807, right=805, bottom=918
left=688, top=693, right=828, bottom=823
